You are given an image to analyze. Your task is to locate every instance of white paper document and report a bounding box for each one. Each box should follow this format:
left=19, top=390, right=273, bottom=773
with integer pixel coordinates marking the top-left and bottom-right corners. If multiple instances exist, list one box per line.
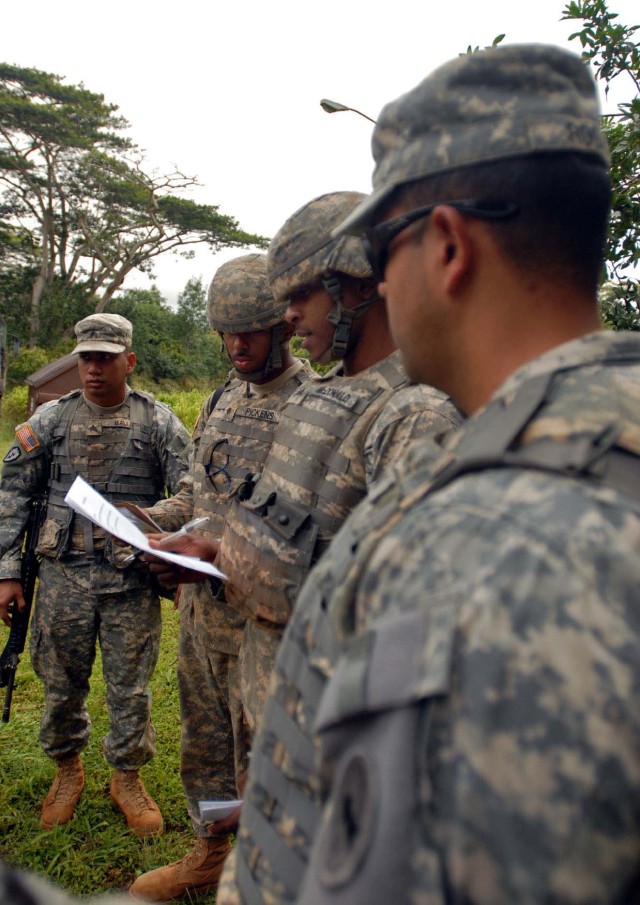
left=64, top=475, right=226, bottom=579
left=198, top=799, right=243, bottom=822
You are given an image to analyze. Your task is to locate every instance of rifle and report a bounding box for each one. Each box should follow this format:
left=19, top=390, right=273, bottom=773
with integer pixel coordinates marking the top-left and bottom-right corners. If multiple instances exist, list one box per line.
left=0, top=494, right=46, bottom=722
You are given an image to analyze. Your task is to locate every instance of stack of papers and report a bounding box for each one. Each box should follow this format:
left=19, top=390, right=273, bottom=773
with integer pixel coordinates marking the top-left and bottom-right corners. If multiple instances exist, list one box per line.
left=64, top=475, right=225, bottom=579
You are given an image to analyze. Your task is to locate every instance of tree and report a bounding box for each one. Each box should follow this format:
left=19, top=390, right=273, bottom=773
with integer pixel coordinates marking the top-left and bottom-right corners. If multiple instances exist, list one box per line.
left=0, top=64, right=267, bottom=346
left=562, top=1, right=640, bottom=326
left=176, top=276, right=209, bottom=332
left=113, top=286, right=227, bottom=386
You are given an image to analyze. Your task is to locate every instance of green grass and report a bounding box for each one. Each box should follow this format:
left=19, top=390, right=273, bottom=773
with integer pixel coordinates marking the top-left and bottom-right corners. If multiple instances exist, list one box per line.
left=0, top=599, right=218, bottom=903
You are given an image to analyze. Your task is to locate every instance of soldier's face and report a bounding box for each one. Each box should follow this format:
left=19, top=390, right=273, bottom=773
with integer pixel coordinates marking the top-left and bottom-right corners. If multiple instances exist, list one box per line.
left=286, top=284, right=335, bottom=364
left=378, top=207, right=443, bottom=386
left=78, top=351, right=136, bottom=406
left=223, top=329, right=273, bottom=376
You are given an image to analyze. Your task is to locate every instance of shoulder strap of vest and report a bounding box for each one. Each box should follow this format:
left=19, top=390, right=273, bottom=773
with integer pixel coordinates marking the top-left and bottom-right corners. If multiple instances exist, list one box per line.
left=204, top=383, right=228, bottom=419
left=427, top=365, right=640, bottom=505
left=128, top=389, right=155, bottom=428
left=53, top=389, right=83, bottom=421
left=50, top=391, right=81, bottom=430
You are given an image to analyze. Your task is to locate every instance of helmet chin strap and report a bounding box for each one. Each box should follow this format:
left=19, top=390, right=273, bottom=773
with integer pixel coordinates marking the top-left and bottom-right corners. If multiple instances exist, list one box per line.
left=322, top=275, right=376, bottom=361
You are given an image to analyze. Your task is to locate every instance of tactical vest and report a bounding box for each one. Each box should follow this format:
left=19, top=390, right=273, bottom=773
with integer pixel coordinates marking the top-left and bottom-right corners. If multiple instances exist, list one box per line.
left=38, top=389, right=162, bottom=558
left=218, top=353, right=408, bottom=627
left=233, top=352, right=640, bottom=905
left=191, top=369, right=310, bottom=542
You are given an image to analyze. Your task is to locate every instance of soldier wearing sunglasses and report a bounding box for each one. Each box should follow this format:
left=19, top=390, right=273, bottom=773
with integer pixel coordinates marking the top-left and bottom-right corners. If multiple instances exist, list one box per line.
left=219, top=44, right=640, bottom=905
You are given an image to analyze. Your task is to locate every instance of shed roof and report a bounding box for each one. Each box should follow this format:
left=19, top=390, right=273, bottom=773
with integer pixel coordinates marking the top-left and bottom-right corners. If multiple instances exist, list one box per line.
left=25, top=353, right=79, bottom=388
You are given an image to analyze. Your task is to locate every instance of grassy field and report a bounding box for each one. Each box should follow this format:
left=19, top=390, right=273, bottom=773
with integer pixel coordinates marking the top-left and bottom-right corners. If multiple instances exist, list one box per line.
left=0, top=597, right=219, bottom=903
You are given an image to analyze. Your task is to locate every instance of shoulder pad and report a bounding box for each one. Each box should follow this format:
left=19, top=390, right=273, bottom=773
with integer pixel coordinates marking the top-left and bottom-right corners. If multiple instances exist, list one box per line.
left=129, top=388, right=155, bottom=404
left=56, top=388, right=83, bottom=404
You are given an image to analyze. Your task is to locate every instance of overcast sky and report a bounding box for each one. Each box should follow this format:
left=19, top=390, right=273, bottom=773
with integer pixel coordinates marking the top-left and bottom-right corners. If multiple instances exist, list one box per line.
left=3, top=0, right=637, bottom=302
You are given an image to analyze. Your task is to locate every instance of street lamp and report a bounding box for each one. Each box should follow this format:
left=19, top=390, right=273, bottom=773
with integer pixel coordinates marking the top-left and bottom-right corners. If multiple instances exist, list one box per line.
left=320, top=98, right=376, bottom=124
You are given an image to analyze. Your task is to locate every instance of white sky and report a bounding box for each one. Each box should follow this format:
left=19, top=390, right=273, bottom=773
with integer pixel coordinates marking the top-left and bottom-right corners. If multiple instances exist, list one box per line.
left=3, top=0, right=637, bottom=303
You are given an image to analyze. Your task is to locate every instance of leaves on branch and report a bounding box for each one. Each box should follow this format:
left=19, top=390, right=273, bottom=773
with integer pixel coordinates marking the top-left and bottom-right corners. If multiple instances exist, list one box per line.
left=0, top=64, right=266, bottom=345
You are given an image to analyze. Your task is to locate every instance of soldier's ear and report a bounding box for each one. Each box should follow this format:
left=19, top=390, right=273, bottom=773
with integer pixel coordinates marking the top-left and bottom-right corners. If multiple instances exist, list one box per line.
left=282, top=321, right=295, bottom=342
left=126, top=352, right=136, bottom=375
left=430, top=206, right=473, bottom=296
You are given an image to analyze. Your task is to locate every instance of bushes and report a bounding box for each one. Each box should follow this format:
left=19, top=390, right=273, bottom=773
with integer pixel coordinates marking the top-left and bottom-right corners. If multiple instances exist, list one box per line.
left=156, top=388, right=210, bottom=433
left=6, top=347, right=49, bottom=387
left=1, top=385, right=28, bottom=427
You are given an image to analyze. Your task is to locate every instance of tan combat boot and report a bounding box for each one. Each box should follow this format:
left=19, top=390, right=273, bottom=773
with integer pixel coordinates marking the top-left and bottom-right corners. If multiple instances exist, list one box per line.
left=40, top=753, right=84, bottom=829
left=110, top=768, right=164, bottom=836
left=129, top=835, right=232, bottom=901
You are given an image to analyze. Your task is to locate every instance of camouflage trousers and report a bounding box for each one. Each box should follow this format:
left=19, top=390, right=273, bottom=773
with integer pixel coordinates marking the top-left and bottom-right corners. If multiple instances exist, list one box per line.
left=178, top=587, right=250, bottom=835
left=238, top=619, right=284, bottom=735
left=30, top=556, right=161, bottom=769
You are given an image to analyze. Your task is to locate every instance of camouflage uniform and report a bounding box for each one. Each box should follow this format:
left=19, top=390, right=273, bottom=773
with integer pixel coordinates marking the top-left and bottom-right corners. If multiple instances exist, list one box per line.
left=218, top=45, right=640, bottom=905
left=219, top=331, right=640, bottom=905
left=147, top=363, right=311, bottom=829
left=0, top=382, right=189, bottom=768
left=144, top=254, right=313, bottom=834
left=219, top=355, right=461, bottom=730
left=217, top=193, right=461, bottom=734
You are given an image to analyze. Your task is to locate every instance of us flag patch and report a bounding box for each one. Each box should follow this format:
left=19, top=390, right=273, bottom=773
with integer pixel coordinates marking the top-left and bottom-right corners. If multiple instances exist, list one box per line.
left=16, top=424, right=40, bottom=453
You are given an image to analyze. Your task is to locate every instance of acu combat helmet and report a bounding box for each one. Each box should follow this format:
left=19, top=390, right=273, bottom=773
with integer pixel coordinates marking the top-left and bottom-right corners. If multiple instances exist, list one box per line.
left=208, top=253, right=289, bottom=382
left=266, top=191, right=375, bottom=362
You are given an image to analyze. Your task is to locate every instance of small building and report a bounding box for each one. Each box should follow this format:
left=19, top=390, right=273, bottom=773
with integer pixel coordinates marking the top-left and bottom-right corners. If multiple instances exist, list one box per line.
left=25, top=353, right=81, bottom=416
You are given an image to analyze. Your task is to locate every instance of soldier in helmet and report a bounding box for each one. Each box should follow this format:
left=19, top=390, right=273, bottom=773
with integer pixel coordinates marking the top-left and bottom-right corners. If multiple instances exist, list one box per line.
left=138, top=194, right=462, bottom=903
left=129, top=254, right=312, bottom=902
left=0, top=313, right=190, bottom=837
left=215, top=191, right=462, bottom=736
left=221, top=45, right=640, bottom=905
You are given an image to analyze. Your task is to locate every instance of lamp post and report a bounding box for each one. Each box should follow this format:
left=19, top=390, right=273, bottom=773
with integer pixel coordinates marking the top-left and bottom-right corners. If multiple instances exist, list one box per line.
left=320, top=98, right=376, bottom=124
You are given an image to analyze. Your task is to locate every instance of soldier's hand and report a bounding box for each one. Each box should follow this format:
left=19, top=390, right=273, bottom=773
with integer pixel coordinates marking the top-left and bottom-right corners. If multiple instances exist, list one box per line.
left=0, top=580, right=26, bottom=628
left=141, top=531, right=220, bottom=586
left=148, top=531, right=220, bottom=562
left=206, top=802, right=243, bottom=835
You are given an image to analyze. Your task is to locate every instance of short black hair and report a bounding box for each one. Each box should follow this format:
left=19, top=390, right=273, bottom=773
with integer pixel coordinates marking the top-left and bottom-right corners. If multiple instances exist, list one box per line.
left=393, top=153, right=611, bottom=295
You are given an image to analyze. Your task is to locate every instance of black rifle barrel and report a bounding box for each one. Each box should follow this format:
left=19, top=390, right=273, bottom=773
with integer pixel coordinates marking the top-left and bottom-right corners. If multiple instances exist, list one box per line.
left=0, top=495, right=45, bottom=721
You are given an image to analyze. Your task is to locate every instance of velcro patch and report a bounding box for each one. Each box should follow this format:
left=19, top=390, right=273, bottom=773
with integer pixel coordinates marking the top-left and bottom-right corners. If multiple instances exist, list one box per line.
left=16, top=424, right=41, bottom=453
left=3, top=446, right=21, bottom=464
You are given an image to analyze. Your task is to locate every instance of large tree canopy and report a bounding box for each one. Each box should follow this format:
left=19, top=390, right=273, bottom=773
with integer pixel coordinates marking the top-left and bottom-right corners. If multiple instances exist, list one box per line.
left=0, top=64, right=267, bottom=345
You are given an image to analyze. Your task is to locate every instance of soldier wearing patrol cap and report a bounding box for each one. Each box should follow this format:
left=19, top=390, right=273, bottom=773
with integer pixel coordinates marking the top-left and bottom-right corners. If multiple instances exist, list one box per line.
left=0, top=312, right=191, bottom=837
left=129, top=254, right=313, bottom=903
left=216, top=44, right=640, bottom=905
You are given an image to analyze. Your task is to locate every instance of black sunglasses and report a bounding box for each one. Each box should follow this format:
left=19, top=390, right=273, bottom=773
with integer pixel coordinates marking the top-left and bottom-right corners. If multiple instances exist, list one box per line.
left=362, top=199, right=519, bottom=283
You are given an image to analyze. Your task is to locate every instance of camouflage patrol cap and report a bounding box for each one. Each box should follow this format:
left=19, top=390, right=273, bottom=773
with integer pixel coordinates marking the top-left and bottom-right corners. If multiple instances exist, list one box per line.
left=267, top=191, right=372, bottom=301
left=207, top=253, right=287, bottom=333
left=336, top=43, right=610, bottom=235
left=72, top=313, right=132, bottom=354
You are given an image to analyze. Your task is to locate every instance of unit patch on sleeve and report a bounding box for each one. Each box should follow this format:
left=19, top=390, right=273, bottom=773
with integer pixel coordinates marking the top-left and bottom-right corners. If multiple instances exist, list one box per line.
left=3, top=446, right=21, bottom=464
left=15, top=423, right=41, bottom=453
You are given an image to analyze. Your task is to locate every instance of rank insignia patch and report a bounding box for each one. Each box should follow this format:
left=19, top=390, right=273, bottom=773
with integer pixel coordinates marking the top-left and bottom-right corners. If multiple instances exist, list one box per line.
left=16, top=423, right=41, bottom=453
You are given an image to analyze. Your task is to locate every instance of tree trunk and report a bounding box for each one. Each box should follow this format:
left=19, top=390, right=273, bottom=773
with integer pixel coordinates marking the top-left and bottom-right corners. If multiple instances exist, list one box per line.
left=29, top=209, right=54, bottom=347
